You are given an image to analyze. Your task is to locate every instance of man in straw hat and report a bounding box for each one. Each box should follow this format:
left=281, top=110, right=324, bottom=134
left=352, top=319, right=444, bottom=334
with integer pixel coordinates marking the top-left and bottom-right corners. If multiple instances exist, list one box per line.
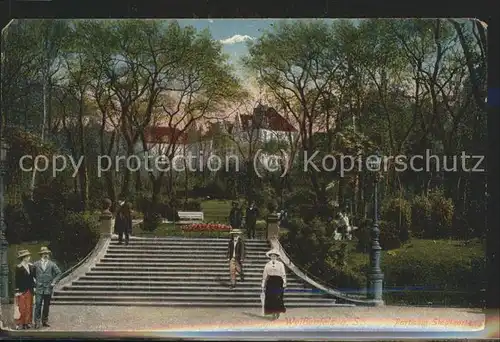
left=14, top=249, right=36, bottom=330
left=261, top=248, right=287, bottom=320
left=226, top=229, right=246, bottom=289
left=33, top=246, right=61, bottom=329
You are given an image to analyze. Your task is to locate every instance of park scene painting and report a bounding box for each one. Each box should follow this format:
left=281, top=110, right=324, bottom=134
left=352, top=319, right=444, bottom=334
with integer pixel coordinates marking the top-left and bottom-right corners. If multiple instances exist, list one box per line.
left=0, top=18, right=492, bottom=336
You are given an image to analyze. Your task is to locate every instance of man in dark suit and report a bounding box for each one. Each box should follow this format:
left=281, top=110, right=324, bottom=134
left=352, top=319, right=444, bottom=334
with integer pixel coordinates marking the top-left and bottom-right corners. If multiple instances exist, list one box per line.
left=33, top=246, right=61, bottom=329
left=226, top=229, right=246, bottom=289
left=229, top=201, right=243, bottom=230
left=246, top=201, right=259, bottom=239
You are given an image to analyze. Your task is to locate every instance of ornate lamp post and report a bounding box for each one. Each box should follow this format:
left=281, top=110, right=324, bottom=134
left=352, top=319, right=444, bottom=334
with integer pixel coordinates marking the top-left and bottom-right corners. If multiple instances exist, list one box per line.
left=366, top=152, right=384, bottom=305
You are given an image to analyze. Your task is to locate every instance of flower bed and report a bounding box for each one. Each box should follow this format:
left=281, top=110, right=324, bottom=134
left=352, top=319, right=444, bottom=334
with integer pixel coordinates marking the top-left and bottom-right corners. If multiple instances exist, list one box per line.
left=182, top=223, right=231, bottom=232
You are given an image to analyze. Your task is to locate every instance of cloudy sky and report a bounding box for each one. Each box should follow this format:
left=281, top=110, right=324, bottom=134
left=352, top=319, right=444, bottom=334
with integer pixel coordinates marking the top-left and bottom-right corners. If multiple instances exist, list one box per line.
left=176, top=19, right=347, bottom=83
left=177, top=19, right=288, bottom=74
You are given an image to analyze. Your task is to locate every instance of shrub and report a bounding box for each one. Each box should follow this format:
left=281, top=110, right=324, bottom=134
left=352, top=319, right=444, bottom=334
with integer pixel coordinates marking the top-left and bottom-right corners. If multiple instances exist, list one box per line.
left=137, top=195, right=179, bottom=224
left=382, top=239, right=485, bottom=306
left=379, top=220, right=402, bottom=250
left=322, top=263, right=367, bottom=292
left=283, top=188, right=317, bottom=222
left=49, top=211, right=100, bottom=265
left=381, top=197, right=411, bottom=243
left=256, top=220, right=267, bottom=234
left=355, top=218, right=402, bottom=252
left=4, top=203, right=33, bottom=244
left=411, top=194, right=432, bottom=238
left=253, top=186, right=276, bottom=210
left=426, top=189, right=454, bottom=238
left=183, top=199, right=202, bottom=211
left=452, top=214, right=475, bottom=240
left=142, top=212, right=162, bottom=231
left=266, top=200, right=278, bottom=214
left=354, top=218, right=372, bottom=253
left=25, top=181, right=73, bottom=241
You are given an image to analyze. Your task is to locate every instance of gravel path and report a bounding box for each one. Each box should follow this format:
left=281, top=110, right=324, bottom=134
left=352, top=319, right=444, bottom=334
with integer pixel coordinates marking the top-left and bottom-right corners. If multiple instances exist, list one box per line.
left=2, top=305, right=485, bottom=334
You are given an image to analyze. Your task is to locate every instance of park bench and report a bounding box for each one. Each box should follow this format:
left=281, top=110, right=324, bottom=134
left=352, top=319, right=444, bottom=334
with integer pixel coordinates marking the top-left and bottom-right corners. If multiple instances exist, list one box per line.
left=177, top=211, right=204, bottom=222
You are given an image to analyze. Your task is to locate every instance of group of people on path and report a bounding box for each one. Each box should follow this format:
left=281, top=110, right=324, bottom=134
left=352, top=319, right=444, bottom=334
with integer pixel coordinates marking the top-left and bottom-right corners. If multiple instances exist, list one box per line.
left=14, top=246, right=61, bottom=330
left=226, top=229, right=287, bottom=320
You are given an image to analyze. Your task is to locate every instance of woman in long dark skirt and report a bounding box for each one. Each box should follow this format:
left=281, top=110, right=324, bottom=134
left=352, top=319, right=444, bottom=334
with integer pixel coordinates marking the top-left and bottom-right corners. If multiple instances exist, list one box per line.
left=261, top=248, right=287, bottom=319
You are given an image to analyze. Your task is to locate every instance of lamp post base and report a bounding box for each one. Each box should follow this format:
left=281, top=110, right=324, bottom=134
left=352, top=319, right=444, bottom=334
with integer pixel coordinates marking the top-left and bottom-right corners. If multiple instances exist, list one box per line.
left=370, top=299, right=385, bottom=306
left=367, top=272, right=384, bottom=304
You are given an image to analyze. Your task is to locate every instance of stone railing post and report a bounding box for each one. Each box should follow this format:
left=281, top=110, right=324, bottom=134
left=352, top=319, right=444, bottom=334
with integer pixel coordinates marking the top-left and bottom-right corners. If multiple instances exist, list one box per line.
left=266, top=213, right=280, bottom=241
left=100, top=198, right=114, bottom=237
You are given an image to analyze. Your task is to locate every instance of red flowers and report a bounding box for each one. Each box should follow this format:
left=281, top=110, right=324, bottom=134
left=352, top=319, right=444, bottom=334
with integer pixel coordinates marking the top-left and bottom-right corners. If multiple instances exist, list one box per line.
left=182, top=223, right=231, bottom=232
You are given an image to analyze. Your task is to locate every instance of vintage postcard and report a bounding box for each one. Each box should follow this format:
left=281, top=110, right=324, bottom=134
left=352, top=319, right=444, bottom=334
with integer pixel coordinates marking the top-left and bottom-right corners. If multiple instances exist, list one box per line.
left=0, top=18, right=492, bottom=338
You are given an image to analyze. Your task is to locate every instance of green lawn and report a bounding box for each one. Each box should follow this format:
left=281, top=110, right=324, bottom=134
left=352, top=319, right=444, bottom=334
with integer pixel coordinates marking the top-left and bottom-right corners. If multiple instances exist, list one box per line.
left=131, top=199, right=267, bottom=238
left=346, top=238, right=485, bottom=270
left=133, top=220, right=268, bottom=239
left=200, top=199, right=232, bottom=223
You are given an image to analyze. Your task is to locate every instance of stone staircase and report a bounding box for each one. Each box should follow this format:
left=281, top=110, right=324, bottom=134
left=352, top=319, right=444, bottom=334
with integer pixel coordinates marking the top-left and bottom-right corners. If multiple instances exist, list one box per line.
left=52, top=236, right=355, bottom=307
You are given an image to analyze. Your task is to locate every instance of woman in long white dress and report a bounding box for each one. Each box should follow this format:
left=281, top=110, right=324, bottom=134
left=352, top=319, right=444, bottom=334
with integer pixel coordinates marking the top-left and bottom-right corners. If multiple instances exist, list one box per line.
left=261, top=248, right=287, bottom=319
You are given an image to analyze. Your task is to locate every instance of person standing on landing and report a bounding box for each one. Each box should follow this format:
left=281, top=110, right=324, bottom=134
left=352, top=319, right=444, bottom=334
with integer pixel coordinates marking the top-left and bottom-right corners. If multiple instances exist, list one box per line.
left=226, top=229, right=246, bottom=289
left=115, top=202, right=133, bottom=245
left=245, top=201, right=259, bottom=239
left=261, top=248, right=287, bottom=320
left=14, top=249, right=36, bottom=330
left=33, top=246, right=61, bottom=329
left=229, top=201, right=243, bottom=230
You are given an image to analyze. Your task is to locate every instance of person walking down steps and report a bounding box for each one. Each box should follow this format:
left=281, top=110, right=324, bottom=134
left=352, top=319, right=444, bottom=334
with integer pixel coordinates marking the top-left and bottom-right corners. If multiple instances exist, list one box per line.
left=33, top=246, right=61, bottom=329
left=115, top=202, right=133, bottom=245
left=226, top=229, right=246, bottom=289
left=14, top=250, right=36, bottom=330
left=261, top=248, right=287, bottom=320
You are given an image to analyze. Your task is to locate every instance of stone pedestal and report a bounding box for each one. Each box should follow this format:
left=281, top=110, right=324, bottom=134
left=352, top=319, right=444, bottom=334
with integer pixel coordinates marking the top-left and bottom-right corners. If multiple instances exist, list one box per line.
left=266, top=213, right=280, bottom=241
left=100, top=199, right=114, bottom=237
left=100, top=211, right=113, bottom=237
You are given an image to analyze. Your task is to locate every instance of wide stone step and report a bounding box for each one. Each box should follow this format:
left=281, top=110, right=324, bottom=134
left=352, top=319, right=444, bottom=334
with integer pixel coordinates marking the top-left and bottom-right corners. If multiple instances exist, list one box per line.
left=54, top=290, right=331, bottom=298
left=107, top=246, right=270, bottom=252
left=106, top=250, right=269, bottom=261
left=97, top=260, right=268, bottom=267
left=51, top=300, right=352, bottom=307
left=100, top=258, right=268, bottom=264
left=102, top=255, right=268, bottom=261
left=92, top=265, right=273, bottom=272
left=87, top=270, right=269, bottom=276
left=64, top=284, right=312, bottom=291
left=76, top=278, right=302, bottom=287
left=51, top=294, right=337, bottom=303
left=73, top=278, right=305, bottom=286
left=110, top=239, right=269, bottom=246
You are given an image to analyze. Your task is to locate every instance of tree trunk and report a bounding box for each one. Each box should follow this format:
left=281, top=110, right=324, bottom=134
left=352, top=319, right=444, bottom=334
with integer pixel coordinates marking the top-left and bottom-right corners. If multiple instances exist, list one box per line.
left=135, top=170, right=142, bottom=194
left=120, top=145, right=134, bottom=199
left=78, top=98, right=88, bottom=210
left=105, top=172, right=117, bottom=212
left=184, top=165, right=189, bottom=205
